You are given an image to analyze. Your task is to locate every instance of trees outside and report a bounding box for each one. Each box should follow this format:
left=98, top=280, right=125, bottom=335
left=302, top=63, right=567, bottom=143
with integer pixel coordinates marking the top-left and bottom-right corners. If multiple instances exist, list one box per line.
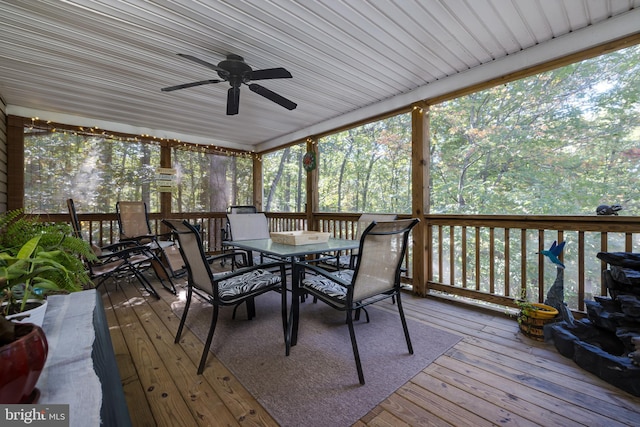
left=20, top=43, right=640, bottom=312
left=172, top=148, right=252, bottom=213
left=263, top=143, right=306, bottom=212
left=317, top=113, right=413, bottom=213
left=23, top=134, right=253, bottom=214
left=25, top=134, right=161, bottom=213
left=430, top=44, right=640, bottom=216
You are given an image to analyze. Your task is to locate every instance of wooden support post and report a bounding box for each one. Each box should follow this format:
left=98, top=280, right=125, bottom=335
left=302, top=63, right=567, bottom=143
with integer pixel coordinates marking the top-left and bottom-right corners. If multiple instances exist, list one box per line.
left=159, top=142, right=172, bottom=232
left=306, top=138, right=318, bottom=231
left=253, top=154, right=263, bottom=211
left=7, top=115, right=25, bottom=211
left=411, top=103, right=430, bottom=296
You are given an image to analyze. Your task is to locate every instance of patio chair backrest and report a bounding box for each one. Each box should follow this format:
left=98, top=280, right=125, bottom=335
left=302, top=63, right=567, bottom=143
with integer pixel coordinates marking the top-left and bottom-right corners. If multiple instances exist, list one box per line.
left=67, top=198, right=100, bottom=256
left=66, top=198, right=83, bottom=239
left=351, top=218, right=418, bottom=302
left=117, top=201, right=152, bottom=240
left=352, top=214, right=397, bottom=255
left=163, top=220, right=214, bottom=297
left=226, top=213, right=270, bottom=241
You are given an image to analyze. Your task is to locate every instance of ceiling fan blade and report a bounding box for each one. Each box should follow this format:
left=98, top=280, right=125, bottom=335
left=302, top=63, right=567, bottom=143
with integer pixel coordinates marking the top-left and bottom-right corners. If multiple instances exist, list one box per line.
left=227, top=86, right=240, bottom=115
left=250, top=68, right=292, bottom=80
left=161, top=79, right=222, bottom=92
left=249, top=84, right=297, bottom=110
left=177, top=53, right=229, bottom=78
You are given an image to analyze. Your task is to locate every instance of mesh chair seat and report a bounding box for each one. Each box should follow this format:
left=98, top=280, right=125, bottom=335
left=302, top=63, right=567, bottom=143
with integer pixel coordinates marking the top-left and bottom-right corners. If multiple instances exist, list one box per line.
left=116, top=201, right=179, bottom=291
left=216, top=269, right=283, bottom=301
left=301, top=270, right=354, bottom=303
left=323, top=254, right=351, bottom=269
left=89, top=258, right=128, bottom=276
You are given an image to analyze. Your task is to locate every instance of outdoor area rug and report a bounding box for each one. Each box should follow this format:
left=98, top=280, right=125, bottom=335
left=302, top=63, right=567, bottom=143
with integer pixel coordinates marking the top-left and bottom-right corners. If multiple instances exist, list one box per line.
left=170, top=290, right=461, bottom=427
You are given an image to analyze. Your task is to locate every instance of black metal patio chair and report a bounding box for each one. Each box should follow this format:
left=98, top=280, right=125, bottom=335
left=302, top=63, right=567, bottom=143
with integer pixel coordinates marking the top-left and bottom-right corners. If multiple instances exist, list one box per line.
left=163, top=219, right=288, bottom=374
left=295, top=218, right=419, bottom=385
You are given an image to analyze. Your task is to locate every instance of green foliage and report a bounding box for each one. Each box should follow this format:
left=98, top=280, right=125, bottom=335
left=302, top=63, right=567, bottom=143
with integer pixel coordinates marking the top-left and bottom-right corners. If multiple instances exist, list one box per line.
left=317, top=113, right=412, bottom=213
left=24, top=130, right=255, bottom=214
left=263, top=144, right=306, bottom=212
left=172, top=149, right=253, bottom=212
left=0, top=210, right=97, bottom=315
left=430, top=44, right=640, bottom=215
left=24, top=135, right=162, bottom=213
left=423, top=44, right=640, bottom=308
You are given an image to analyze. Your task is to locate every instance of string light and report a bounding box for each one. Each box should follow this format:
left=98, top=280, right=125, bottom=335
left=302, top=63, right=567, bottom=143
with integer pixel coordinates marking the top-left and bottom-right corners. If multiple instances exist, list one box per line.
left=27, top=117, right=260, bottom=159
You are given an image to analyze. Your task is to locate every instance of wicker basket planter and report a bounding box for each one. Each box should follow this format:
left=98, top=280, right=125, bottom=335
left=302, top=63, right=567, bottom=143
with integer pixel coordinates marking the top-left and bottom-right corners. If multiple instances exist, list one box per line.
left=518, top=303, right=559, bottom=341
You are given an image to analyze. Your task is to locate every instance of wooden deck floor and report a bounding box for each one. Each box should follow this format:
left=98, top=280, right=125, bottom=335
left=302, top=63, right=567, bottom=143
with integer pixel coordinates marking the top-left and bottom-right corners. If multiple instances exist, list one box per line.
left=102, top=276, right=640, bottom=427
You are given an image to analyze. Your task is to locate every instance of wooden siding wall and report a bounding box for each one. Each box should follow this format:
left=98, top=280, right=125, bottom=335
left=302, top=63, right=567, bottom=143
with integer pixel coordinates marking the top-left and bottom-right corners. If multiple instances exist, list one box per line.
left=0, top=94, right=7, bottom=213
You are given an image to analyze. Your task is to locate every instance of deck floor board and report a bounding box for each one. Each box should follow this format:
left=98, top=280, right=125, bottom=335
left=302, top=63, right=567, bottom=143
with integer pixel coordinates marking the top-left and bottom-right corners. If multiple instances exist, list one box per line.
left=102, top=276, right=640, bottom=426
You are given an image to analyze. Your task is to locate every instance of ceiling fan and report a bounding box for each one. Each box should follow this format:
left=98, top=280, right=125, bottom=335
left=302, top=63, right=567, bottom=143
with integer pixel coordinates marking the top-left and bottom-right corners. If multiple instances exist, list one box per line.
left=161, top=53, right=297, bottom=115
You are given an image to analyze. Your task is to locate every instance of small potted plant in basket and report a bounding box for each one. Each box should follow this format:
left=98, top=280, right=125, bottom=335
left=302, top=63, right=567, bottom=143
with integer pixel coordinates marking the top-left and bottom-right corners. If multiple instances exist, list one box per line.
left=516, top=298, right=559, bottom=341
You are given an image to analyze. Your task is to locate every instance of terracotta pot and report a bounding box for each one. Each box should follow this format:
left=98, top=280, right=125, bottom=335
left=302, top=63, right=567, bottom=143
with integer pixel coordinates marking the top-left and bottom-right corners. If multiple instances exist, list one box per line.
left=0, top=323, right=48, bottom=403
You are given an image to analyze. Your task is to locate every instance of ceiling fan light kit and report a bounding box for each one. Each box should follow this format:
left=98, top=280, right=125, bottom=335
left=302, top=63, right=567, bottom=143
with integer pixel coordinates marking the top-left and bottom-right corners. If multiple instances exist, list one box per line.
left=161, top=53, right=297, bottom=115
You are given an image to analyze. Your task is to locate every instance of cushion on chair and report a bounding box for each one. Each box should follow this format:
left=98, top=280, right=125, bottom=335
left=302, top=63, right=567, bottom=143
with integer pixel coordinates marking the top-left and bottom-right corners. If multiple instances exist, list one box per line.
left=302, top=270, right=354, bottom=302
left=218, top=269, right=282, bottom=301
left=323, top=254, right=351, bottom=268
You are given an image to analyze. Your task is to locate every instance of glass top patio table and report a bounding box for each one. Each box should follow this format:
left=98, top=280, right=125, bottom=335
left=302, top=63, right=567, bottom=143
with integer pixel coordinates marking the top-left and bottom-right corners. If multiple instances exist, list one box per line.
left=222, top=237, right=359, bottom=259
left=223, top=237, right=360, bottom=353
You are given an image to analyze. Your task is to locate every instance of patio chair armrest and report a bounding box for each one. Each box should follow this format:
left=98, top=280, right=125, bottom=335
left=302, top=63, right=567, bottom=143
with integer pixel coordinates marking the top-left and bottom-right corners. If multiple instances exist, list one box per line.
left=206, top=251, right=247, bottom=266
left=301, top=263, right=352, bottom=288
left=100, top=241, right=139, bottom=252
left=95, top=250, right=133, bottom=263
left=101, top=244, right=155, bottom=260
left=120, top=234, right=157, bottom=244
left=156, top=232, right=174, bottom=241
left=117, top=237, right=143, bottom=245
left=212, top=261, right=287, bottom=283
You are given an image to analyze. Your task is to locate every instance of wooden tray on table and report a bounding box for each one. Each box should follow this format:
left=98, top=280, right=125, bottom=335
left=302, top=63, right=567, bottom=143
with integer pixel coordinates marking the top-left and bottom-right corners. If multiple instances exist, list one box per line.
left=270, top=231, right=331, bottom=245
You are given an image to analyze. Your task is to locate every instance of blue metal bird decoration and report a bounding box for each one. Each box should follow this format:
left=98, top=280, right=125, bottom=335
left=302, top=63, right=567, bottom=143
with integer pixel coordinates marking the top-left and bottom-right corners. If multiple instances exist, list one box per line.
left=539, top=240, right=566, bottom=268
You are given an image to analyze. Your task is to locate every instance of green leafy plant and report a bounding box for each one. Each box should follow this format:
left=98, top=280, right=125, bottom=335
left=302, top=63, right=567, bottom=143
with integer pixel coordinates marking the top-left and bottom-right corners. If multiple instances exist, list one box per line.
left=0, top=210, right=97, bottom=317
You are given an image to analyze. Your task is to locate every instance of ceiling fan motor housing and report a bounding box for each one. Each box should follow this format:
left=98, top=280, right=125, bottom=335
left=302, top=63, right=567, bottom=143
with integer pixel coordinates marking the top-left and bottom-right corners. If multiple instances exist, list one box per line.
left=218, top=54, right=252, bottom=86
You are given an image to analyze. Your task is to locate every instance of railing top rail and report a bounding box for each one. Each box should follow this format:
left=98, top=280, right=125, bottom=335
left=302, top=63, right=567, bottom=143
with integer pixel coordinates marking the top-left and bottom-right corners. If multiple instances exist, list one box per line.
left=425, top=214, right=640, bottom=232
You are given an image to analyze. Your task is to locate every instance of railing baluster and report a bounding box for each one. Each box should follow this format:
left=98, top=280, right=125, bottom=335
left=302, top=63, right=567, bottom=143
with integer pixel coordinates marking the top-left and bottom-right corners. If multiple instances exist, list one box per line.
left=475, top=227, right=480, bottom=291
left=489, top=227, right=496, bottom=294
left=461, top=226, right=467, bottom=288
left=449, top=226, right=455, bottom=286
left=504, top=228, right=511, bottom=297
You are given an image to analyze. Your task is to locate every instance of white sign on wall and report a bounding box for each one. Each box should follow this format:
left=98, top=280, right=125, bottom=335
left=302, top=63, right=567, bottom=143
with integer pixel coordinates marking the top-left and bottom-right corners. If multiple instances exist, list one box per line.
left=156, top=167, right=177, bottom=192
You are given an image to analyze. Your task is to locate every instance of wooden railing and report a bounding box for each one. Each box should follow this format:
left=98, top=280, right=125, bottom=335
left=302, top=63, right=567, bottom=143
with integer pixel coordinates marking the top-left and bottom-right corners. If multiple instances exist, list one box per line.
left=44, top=211, right=640, bottom=314
left=423, top=214, right=640, bottom=313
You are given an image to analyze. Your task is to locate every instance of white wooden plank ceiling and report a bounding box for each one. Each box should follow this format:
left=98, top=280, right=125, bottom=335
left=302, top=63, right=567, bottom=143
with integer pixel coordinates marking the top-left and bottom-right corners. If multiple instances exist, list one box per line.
left=0, top=0, right=639, bottom=152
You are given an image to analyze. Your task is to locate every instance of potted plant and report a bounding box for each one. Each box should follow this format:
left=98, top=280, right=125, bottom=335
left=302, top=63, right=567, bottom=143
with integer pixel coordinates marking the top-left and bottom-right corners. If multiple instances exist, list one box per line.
left=0, top=315, right=48, bottom=403
left=516, top=299, right=559, bottom=341
left=0, top=210, right=96, bottom=315
left=0, top=210, right=97, bottom=403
